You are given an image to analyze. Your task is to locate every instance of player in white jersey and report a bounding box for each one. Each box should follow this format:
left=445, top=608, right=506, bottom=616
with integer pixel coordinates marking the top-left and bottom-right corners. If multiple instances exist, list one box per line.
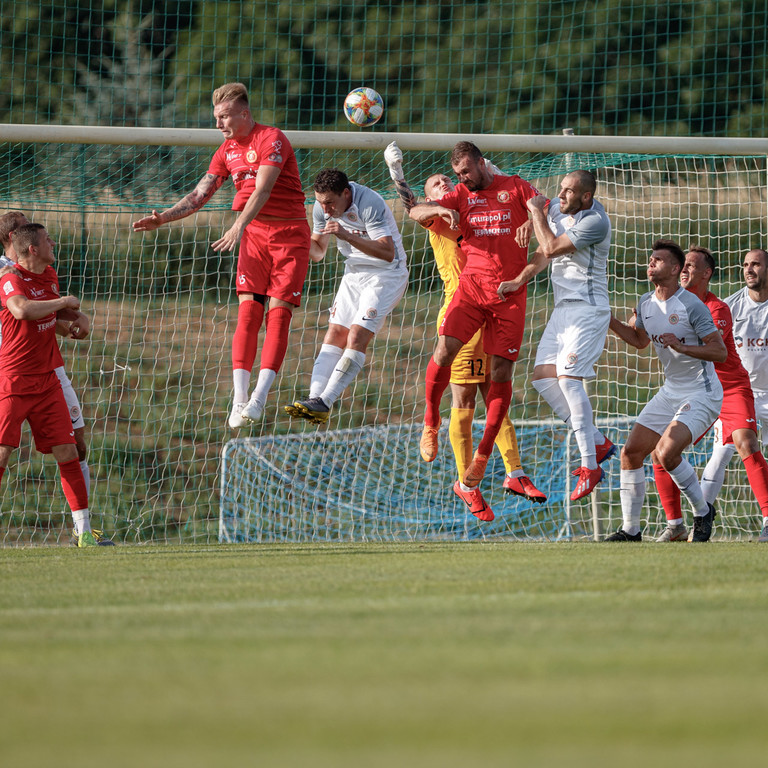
left=500, top=171, right=617, bottom=501
left=285, top=168, right=409, bottom=424
left=700, top=248, right=768, bottom=541
left=607, top=240, right=726, bottom=542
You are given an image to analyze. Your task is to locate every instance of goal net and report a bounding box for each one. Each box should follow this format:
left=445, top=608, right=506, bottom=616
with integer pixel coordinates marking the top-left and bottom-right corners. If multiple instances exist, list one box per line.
left=1, top=129, right=767, bottom=543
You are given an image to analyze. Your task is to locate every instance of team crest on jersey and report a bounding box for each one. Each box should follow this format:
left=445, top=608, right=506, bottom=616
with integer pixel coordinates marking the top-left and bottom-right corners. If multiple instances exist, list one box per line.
left=567, top=352, right=578, bottom=364
left=565, top=215, right=575, bottom=227
left=668, top=314, right=680, bottom=325
left=70, top=405, right=80, bottom=421
left=246, top=149, right=257, bottom=163
left=347, top=212, right=358, bottom=223
left=2, top=281, right=12, bottom=295
left=364, top=308, right=378, bottom=319
left=679, top=402, right=691, bottom=412
left=51, top=284, right=59, bottom=295
left=268, top=152, right=282, bottom=163
left=497, top=190, right=510, bottom=203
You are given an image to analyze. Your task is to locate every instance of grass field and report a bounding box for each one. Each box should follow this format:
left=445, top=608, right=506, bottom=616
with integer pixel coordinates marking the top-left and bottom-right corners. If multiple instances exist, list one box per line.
left=1, top=542, right=766, bottom=768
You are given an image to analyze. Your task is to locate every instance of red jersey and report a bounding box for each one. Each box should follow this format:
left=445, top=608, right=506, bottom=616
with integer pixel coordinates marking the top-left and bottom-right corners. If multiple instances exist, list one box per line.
left=437, top=175, right=540, bottom=282
left=703, top=291, right=752, bottom=390
left=0, top=264, right=64, bottom=389
left=208, top=124, right=306, bottom=218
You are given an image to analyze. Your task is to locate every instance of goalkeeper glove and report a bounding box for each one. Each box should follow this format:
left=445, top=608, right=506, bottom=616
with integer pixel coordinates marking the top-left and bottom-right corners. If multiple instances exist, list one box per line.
left=384, top=141, right=405, bottom=182
left=484, top=158, right=504, bottom=176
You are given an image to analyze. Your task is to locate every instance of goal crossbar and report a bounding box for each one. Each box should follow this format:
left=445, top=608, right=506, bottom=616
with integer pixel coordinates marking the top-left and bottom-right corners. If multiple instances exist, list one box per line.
left=2, top=124, right=768, bottom=155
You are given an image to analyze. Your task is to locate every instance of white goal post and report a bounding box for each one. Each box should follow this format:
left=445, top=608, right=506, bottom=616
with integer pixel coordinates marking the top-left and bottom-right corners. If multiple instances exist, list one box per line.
left=1, top=124, right=767, bottom=543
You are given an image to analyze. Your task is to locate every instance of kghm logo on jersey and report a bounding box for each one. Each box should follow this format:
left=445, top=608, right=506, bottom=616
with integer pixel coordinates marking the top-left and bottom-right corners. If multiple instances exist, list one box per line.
left=668, top=314, right=680, bottom=325
left=497, top=190, right=510, bottom=203
left=246, top=150, right=257, bottom=163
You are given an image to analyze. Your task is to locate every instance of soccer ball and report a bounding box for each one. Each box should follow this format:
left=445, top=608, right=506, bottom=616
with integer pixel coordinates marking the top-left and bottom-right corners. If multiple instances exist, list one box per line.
left=343, top=87, right=384, bottom=127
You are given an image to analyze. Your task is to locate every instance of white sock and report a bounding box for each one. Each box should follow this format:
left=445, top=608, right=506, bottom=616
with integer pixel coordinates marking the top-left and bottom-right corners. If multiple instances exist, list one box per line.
left=233, top=368, right=250, bottom=404
left=507, top=469, right=524, bottom=479
left=320, top=349, right=366, bottom=407
left=619, top=467, right=646, bottom=535
left=533, top=377, right=606, bottom=447
left=79, top=460, right=91, bottom=498
left=559, top=378, right=598, bottom=469
left=533, top=377, right=572, bottom=421
left=669, top=459, right=708, bottom=516
left=701, top=443, right=737, bottom=505
left=72, top=508, right=91, bottom=535
left=309, top=344, right=344, bottom=398
left=459, top=481, right=473, bottom=492
left=249, top=368, right=277, bottom=409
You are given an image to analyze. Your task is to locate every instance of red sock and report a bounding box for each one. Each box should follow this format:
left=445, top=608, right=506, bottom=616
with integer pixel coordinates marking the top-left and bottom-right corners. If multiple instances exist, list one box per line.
left=0, top=466, right=5, bottom=488
left=424, top=358, right=452, bottom=428
left=260, top=306, right=292, bottom=372
left=58, top=459, right=88, bottom=511
left=653, top=463, right=682, bottom=520
left=476, top=380, right=512, bottom=456
left=231, top=300, right=265, bottom=371
left=743, top=451, right=768, bottom=515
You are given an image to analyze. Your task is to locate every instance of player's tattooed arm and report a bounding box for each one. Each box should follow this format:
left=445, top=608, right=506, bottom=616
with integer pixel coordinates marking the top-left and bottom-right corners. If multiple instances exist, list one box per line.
left=393, top=178, right=418, bottom=212
left=132, top=173, right=225, bottom=231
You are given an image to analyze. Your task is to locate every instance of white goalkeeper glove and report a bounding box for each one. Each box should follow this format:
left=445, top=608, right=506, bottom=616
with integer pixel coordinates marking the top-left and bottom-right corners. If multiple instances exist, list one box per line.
left=384, top=141, right=405, bottom=182
left=484, top=157, right=504, bottom=176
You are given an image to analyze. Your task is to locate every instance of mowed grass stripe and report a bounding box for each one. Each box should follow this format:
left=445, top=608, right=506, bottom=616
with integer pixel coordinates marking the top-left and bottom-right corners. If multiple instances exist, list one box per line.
left=1, top=543, right=766, bottom=768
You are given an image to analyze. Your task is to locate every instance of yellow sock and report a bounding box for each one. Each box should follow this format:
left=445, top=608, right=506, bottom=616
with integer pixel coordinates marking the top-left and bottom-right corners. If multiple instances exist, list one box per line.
left=494, top=416, right=522, bottom=475
left=449, top=408, right=475, bottom=481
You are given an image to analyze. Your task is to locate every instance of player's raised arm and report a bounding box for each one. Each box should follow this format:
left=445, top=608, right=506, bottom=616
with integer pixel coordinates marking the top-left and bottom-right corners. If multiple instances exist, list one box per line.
left=384, top=141, right=418, bottom=212
left=132, top=173, right=225, bottom=232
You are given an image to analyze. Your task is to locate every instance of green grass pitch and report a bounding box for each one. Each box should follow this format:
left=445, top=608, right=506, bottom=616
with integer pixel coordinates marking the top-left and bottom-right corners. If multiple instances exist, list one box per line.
left=1, top=542, right=766, bottom=768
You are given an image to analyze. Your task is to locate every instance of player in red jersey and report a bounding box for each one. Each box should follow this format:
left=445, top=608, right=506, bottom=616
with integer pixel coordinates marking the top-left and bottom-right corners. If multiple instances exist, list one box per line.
left=132, top=82, right=311, bottom=429
left=652, top=245, right=768, bottom=541
left=0, top=224, right=108, bottom=547
left=409, top=141, right=541, bottom=495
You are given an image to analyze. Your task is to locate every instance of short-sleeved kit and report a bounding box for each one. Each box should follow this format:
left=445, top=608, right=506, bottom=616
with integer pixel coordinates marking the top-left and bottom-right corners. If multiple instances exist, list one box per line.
left=208, top=124, right=310, bottom=304
left=0, top=266, right=76, bottom=452
left=312, top=182, right=408, bottom=334
left=633, top=287, right=723, bottom=441
left=436, top=175, right=540, bottom=360
left=534, top=198, right=612, bottom=378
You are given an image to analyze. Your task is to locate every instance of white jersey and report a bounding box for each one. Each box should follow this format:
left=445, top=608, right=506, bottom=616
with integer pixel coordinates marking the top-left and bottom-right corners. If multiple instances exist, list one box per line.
left=0, top=254, right=14, bottom=346
left=724, top=287, right=768, bottom=395
left=547, top=198, right=611, bottom=306
left=635, top=286, right=719, bottom=392
left=313, top=182, right=408, bottom=274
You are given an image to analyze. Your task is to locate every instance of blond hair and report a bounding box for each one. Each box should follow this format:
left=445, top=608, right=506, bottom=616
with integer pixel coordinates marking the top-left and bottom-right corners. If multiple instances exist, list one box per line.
left=212, top=82, right=249, bottom=107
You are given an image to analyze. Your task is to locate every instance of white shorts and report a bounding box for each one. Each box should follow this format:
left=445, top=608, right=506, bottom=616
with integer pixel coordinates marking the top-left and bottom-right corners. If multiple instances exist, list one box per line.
left=55, top=366, right=85, bottom=430
left=636, top=381, right=723, bottom=443
left=534, top=302, right=610, bottom=378
left=329, top=268, right=408, bottom=334
left=754, top=390, right=768, bottom=429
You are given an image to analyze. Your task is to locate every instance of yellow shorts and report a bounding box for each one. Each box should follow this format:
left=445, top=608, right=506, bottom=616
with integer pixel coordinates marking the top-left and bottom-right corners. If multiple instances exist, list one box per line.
left=437, top=302, right=487, bottom=385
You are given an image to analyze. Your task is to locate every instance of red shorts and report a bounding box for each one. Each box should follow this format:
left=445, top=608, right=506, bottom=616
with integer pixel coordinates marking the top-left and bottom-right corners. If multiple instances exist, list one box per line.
left=719, top=383, right=758, bottom=444
left=237, top=219, right=311, bottom=305
left=0, top=375, right=75, bottom=454
left=440, top=273, right=526, bottom=361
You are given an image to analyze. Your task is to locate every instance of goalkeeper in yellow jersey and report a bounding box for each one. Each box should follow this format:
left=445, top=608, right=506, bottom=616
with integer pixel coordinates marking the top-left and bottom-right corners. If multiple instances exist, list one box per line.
left=384, top=142, right=546, bottom=522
